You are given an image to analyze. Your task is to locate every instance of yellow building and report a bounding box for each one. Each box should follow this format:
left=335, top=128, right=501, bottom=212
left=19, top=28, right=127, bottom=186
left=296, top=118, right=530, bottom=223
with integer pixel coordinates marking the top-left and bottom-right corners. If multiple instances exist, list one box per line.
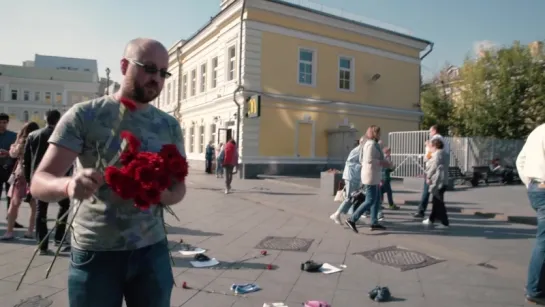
left=156, top=0, right=433, bottom=178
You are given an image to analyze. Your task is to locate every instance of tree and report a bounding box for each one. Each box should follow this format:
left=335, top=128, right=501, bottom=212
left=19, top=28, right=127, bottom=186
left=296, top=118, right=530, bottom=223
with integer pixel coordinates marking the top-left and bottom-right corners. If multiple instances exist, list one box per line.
left=453, top=41, right=545, bottom=139
left=420, top=82, right=452, bottom=136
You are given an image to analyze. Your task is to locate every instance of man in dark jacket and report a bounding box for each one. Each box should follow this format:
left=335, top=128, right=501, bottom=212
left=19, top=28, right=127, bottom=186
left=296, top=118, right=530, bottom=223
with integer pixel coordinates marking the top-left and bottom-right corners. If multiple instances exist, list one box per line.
left=24, top=110, right=71, bottom=255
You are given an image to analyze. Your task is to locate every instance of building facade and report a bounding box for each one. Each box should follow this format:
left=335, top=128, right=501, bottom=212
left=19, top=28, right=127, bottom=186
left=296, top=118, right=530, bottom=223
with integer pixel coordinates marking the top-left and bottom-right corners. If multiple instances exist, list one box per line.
left=154, top=0, right=432, bottom=178
left=0, top=58, right=99, bottom=128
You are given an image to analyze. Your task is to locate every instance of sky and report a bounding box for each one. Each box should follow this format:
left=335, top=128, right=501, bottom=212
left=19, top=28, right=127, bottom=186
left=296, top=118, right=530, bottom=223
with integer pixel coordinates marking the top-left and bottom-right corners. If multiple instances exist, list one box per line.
left=1, top=0, right=543, bottom=83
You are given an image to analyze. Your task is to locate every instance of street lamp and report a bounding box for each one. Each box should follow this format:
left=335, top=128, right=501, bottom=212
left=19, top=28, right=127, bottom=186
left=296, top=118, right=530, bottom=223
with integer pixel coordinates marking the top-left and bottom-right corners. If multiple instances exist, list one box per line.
left=105, top=67, right=111, bottom=95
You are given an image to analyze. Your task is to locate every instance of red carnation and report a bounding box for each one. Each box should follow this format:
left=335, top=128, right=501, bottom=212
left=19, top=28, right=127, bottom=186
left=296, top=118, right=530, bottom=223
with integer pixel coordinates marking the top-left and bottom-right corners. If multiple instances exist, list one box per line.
left=120, top=131, right=141, bottom=153
left=119, top=97, right=137, bottom=111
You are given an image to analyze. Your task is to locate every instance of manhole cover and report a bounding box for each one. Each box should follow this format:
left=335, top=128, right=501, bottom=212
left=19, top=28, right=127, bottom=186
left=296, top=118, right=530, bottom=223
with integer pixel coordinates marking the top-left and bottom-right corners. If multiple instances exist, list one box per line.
left=255, top=236, right=314, bottom=252
left=14, top=295, right=53, bottom=307
left=355, top=246, right=444, bottom=271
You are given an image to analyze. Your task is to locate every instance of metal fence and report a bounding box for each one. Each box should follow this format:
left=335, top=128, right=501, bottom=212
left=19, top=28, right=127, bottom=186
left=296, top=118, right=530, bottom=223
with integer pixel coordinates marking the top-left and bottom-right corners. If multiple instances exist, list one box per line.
left=388, top=131, right=525, bottom=177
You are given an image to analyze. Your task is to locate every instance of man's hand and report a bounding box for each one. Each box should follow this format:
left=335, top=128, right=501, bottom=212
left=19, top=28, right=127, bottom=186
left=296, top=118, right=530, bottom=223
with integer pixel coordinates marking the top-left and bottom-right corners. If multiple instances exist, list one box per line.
left=66, top=168, right=103, bottom=200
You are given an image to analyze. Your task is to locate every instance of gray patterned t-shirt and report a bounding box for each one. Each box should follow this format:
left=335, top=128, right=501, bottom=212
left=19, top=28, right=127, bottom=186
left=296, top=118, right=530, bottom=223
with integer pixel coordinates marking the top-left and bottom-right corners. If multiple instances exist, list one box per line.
left=49, top=96, right=185, bottom=251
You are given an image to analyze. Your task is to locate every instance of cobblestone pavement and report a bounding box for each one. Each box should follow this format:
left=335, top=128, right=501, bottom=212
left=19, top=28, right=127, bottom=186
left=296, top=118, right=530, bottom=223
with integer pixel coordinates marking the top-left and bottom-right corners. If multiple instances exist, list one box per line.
left=0, top=172, right=536, bottom=306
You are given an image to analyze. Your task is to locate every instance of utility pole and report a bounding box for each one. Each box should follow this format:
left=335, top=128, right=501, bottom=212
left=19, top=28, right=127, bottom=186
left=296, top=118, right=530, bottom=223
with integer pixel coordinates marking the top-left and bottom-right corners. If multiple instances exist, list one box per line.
left=105, top=67, right=111, bottom=95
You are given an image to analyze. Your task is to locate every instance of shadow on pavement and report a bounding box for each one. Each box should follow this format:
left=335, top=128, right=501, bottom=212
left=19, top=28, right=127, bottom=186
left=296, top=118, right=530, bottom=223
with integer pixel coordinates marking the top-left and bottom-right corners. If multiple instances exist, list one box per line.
left=191, top=187, right=316, bottom=196
left=165, top=226, right=223, bottom=237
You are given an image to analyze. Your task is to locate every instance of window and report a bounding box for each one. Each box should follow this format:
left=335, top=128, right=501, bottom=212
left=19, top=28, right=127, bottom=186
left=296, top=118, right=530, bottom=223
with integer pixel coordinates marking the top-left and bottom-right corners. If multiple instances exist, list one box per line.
left=211, top=57, right=218, bottom=88
left=199, top=125, right=205, bottom=153
left=338, top=57, right=353, bottom=91
left=55, top=92, right=62, bottom=104
left=227, top=46, right=236, bottom=81
left=34, top=91, right=40, bottom=101
left=182, top=74, right=188, bottom=100
left=0, top=88, right=3, bottom=101
left=298, top=48, right=315, bottom=86
left=210, top=124, right=217, bottom=145
left=200, top=63, right=207, bottom=93
left=45, top=92, right=52, bottom=104
left=189, top=126, right=195, bottom=153
left=172, top=79, right=177, bottom=103
left=23, top=111, right=29, bottom=122
left=23, top=90, right=30, bottom=101
left=167, top=83, right=171, bottom=103
left=190, top=70, right=196, bottom=96
left=11, top=89, right=18, bottom=100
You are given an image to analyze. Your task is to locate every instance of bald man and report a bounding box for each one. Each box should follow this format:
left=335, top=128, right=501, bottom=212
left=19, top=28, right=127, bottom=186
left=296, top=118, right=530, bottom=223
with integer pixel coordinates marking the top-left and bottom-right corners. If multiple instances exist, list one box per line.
left=29, top=38, right=185, bottom=307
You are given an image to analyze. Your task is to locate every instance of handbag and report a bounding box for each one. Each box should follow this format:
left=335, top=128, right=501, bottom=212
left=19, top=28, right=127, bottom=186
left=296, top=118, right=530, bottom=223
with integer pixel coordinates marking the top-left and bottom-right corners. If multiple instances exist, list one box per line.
left=6, top=159, right=19, bottom=185
left=333, top=186, right=345, bottom=202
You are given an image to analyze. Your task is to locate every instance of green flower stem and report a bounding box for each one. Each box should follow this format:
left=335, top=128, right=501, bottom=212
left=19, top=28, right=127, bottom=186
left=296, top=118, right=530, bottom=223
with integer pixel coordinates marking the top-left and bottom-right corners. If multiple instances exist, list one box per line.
left=16, top=207, right=71, bottom=290
left=45, top=199, right=82, bottom=279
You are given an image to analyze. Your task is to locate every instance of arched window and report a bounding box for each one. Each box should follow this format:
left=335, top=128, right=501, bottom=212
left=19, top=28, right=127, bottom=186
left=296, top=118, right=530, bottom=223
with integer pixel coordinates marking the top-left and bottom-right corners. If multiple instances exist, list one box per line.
left=23, top=110, right=29, bottom=122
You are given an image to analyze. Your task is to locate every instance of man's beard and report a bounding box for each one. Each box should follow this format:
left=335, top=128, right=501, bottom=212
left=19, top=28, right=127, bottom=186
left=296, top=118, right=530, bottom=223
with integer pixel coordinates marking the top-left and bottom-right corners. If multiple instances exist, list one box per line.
left=130, top=82, right=159, bottom=104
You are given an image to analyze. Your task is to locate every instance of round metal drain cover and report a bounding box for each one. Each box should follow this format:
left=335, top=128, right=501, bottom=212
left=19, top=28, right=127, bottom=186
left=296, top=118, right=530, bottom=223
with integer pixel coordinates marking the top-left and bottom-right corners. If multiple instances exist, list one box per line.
left=373, top=250, right=426, bottom=266
left=255, top=236, right=314, bottom=252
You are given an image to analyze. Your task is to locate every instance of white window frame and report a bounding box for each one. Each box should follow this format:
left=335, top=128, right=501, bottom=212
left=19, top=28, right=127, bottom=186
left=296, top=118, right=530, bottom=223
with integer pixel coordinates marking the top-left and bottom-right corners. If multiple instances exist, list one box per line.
left=297, top=47, right=317, bottom=87
left=23, top=90, right=30, bottom=101
left=210, top=123, right=217, bottom=145
left=199, top=125, right=205, bottom=153
left=211, top=57, right=218, bottom=89
left=189, top=126, right=195, bottom=153
left=200, top=62, right=207, bottom=93
left=45, top=92, right=52, bottom=104
left=226, top=44, right=237, bottom=82
left=167, top=82, right=171, bottom=103
left=34, top=91, right=40, bottom=101
left=172, top=77, right=177, bottom=103
left=190, top=69, right=196, bottom=96
left=337, top=55, right=355, bottom=92
left=182, top=74, right=188, bottom=100
left=55, top=92, right=63, bottom=104
left=11, top=89, right=18, bottom=101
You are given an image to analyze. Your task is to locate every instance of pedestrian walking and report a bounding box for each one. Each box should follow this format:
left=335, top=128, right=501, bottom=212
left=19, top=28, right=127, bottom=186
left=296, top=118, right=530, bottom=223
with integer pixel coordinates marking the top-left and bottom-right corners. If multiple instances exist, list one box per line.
left=422, top=138, right=449, bottom=228
left=516, top=123, right=545, bottom=305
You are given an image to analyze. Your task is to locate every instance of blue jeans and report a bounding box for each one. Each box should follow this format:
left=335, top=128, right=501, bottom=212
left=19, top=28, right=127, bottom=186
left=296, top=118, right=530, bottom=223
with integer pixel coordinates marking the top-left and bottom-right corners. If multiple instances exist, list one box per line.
left=381, top=180, right=394, bottom=206
left=418, top=180, right=430, bottom=214
left=68, top=239, right=174, bottom=307
left=337, top=180, right=360, bottom=214
left=216, top=160, right=223, bottom=175
left=527, top=182, right=545, bottom=298
left=349, top=185, right=380, bottom=225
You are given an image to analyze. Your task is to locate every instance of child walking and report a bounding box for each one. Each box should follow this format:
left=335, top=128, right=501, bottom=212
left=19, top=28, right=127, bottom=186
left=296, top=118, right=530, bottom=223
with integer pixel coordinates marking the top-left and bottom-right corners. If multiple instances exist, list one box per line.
left=381, top=147, right=399, bottom=210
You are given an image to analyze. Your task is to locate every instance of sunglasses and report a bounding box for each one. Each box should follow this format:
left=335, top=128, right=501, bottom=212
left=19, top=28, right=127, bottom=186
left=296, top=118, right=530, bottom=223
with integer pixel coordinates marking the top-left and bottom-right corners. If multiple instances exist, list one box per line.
left=126, top=58, right=171, bottom=78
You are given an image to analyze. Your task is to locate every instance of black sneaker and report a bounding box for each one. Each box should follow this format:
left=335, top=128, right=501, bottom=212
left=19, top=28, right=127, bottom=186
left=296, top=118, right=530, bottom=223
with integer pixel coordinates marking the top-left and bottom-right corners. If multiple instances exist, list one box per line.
left=344, top=219, right=358, bottom=233
left=412, top=212, right=425, bottom=218
left=368, top=286, right=381, bottom=300
left=14, top=222, right=24, bottom=229
left=526, top=295, right=545, bottom=305
left=39, top=249, right=52, bottom=256
left=375, top=287, right=392, bottom=302
left=370, top=224, right=386, bottom=231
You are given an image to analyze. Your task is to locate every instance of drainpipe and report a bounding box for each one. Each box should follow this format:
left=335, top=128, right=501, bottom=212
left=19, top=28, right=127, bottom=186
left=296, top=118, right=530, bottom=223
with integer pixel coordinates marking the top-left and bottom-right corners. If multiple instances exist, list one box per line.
left=232, top=0, right=246, bottom=175
left=418, top=42, right=434, bottom=130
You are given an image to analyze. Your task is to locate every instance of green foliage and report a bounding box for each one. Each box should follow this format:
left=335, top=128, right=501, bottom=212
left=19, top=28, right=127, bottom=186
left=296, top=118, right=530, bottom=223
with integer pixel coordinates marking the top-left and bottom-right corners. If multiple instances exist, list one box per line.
left=451, top=41, right=545, bottom=139
left=420, top=83, right=452, bottom=136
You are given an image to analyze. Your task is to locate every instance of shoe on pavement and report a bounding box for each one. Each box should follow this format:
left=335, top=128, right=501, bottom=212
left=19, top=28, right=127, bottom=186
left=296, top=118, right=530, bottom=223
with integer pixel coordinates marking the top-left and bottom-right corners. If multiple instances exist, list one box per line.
left=436, top=224, right=449, bottom=229
left=526, top=295, right=545, bottom=305
left=329, top=213, right=341, bottom=225
left=389, top=204, right=400, bottom=210
left=413, top=212, right=425, bottom=218
left=368, top=286, right=381, bottom=300
left=370, top=224, right=386, bottom=231
left=375, top=287, right=392, bottom=302
left=344, top=219, right=358, bottom=233
left=422, top=218, right=432, bottom=225
left=14, top=222, right=24, bottom=229
left=231, top=283, right=261, bottom=294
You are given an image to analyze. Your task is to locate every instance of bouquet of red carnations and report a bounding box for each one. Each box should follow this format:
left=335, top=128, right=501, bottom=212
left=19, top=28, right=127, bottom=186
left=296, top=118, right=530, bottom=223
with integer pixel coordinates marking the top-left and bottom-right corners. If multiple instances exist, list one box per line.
left=104, top=131, right=188, bottom=210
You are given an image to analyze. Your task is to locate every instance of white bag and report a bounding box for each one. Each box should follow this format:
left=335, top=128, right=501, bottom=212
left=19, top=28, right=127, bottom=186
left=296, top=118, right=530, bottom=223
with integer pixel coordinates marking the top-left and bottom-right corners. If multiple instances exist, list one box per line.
left=333, top=187, right=345, bottom=202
